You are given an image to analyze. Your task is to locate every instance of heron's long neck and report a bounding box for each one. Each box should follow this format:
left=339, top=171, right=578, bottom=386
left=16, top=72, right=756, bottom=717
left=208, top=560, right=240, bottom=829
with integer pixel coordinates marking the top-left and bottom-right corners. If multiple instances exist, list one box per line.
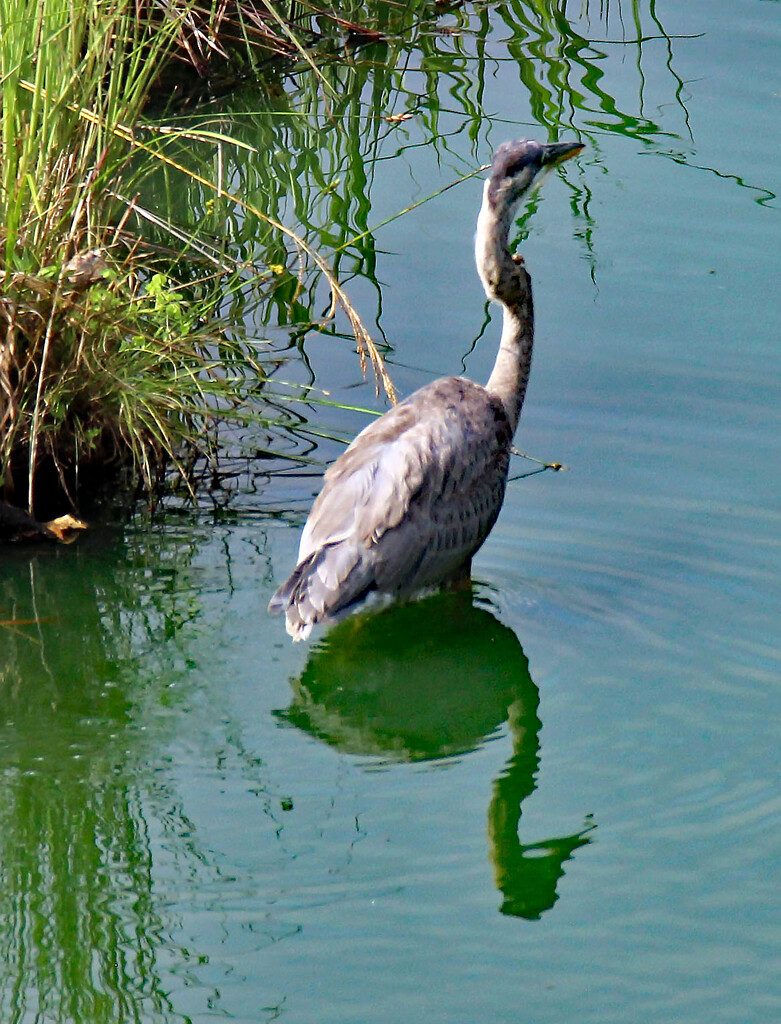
left=475, top=183, right=534, bottom=436
left=486, top=289, right=533, bottom=436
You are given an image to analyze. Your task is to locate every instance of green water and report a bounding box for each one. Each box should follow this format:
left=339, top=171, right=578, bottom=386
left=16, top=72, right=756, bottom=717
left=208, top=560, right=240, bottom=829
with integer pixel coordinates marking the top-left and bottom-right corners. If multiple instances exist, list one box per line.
left=1, top=1, right=779, bottom=1021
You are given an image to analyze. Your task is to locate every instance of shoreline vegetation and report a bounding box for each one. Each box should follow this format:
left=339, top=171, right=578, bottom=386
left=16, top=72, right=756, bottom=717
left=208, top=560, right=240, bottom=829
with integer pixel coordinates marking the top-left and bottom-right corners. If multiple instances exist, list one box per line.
left=0, top=0, right=396, bottom=526
left=1, top=0, right=692, bottom=534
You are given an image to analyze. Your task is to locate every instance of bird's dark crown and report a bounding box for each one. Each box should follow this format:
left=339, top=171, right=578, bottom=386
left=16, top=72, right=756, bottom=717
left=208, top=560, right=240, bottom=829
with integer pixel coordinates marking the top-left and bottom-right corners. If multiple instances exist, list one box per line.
left=490, top=139, right=544, bottom=181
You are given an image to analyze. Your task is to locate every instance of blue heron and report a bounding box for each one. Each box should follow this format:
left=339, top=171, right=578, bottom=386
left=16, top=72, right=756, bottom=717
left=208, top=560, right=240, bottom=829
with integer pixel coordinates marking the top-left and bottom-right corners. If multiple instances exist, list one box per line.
left=269, top=138, right=583, bottom=639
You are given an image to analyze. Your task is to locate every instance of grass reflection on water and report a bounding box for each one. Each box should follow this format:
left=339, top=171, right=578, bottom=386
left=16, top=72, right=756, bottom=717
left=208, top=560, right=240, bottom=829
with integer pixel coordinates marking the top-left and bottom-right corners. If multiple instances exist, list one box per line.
left=0, top=533, right=212, bottom=1024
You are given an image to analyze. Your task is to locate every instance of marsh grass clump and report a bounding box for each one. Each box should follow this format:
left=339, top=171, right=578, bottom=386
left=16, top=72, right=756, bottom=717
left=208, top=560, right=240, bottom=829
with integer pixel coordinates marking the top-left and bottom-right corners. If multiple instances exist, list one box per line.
left=0, top=0, right=211, bottom=512
left=0, top=0, right=393, bottom=516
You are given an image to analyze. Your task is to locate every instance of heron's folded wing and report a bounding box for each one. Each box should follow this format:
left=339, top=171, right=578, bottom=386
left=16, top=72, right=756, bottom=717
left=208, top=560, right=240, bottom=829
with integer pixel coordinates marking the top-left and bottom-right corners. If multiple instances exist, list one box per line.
left=297, top=377, right=511, bottom=564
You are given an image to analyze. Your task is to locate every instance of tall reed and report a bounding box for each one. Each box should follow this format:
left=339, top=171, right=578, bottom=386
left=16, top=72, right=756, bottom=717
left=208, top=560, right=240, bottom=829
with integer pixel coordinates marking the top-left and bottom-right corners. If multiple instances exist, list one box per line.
left=0, top=1, right=200, bottom=511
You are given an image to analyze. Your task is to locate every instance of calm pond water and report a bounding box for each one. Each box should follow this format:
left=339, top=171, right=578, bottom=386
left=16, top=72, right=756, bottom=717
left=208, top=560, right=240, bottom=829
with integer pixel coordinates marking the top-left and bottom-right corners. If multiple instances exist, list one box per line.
left=1, top=1, right=779, bottom=1022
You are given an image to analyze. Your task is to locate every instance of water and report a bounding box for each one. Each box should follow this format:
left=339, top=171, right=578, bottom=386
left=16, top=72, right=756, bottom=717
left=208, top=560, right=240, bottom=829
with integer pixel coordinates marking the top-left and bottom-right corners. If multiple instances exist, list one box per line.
left=1, top=1, right=779, bottom=1021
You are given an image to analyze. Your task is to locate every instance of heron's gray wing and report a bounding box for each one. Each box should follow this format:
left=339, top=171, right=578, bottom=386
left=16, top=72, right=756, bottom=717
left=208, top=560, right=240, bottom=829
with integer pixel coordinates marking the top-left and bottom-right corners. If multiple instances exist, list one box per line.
left=300, top=377, right=510, bottom=555
left=298, top=400, right=424, bottom=561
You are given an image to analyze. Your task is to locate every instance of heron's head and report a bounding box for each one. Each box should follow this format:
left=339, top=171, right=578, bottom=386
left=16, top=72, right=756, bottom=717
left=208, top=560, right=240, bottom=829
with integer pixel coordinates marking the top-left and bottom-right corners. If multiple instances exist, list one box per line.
left=487, top=138, right=583, bottom=209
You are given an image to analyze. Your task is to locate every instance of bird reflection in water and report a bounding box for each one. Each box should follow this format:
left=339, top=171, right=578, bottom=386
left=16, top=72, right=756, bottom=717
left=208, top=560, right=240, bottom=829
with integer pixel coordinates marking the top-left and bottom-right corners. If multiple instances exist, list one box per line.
left=275, top=590, right=594, bottom=919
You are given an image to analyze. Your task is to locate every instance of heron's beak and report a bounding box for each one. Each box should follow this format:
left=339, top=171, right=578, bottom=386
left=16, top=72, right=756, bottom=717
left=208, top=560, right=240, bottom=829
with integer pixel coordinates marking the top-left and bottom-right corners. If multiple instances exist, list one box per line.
left=541, top=141, right=584, bottom=167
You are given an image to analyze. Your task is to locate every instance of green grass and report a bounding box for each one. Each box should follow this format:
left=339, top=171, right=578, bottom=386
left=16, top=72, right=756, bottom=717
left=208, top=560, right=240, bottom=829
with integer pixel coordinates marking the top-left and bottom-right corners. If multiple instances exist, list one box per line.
left=0, top=0, right=394, bottom=516
left=0, top=0, right=208, bottom=511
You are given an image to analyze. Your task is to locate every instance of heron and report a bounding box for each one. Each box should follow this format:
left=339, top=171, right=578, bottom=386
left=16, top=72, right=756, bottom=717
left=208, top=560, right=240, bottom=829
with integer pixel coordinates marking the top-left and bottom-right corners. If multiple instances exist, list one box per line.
left=269, top=138, right=583, bottom=640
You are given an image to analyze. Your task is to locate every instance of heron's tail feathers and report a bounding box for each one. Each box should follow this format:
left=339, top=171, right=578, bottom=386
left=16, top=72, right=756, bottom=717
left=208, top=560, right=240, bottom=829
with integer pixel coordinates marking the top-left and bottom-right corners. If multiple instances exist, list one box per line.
left=268, top=544, right=374, bottom=641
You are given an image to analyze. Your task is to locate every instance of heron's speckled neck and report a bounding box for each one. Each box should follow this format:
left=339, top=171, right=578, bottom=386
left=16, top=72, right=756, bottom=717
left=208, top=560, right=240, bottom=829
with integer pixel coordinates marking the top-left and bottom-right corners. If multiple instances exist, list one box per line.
left=475, top=178, right=534, bottom=436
